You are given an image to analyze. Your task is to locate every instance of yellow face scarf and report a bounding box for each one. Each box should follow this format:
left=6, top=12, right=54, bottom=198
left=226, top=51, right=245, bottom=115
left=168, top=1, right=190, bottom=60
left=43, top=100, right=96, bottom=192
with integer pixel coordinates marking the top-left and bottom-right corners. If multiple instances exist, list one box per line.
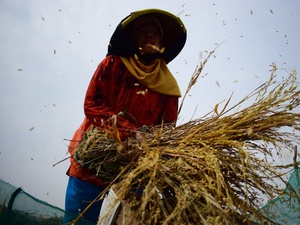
left=120, top=56, right=181, bottom=97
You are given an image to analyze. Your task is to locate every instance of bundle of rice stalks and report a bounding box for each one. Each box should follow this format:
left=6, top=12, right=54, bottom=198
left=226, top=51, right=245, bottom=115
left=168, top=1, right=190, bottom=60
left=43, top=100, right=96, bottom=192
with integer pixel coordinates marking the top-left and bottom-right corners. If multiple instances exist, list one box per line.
left=73, top=125, right=140, bottom=183
left=73, top=64, right=300, bottom=225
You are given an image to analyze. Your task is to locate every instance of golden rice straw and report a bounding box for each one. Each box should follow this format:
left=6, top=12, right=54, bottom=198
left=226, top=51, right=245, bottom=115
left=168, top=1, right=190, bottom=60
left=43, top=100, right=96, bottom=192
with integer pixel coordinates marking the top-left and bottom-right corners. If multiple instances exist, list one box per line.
left=73, top=62, right=299, bottom=224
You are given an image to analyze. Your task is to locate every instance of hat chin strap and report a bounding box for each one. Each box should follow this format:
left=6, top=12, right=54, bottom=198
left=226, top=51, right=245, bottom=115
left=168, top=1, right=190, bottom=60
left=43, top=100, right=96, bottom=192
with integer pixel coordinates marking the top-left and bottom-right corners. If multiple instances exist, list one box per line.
left=135, top=50, right=162, bottom=64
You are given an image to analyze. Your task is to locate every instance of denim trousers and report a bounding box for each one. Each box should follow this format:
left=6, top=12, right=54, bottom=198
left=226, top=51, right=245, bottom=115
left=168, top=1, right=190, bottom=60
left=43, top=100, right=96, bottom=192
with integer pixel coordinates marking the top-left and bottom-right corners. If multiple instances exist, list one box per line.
left=62, top=176, right=106, bottom=225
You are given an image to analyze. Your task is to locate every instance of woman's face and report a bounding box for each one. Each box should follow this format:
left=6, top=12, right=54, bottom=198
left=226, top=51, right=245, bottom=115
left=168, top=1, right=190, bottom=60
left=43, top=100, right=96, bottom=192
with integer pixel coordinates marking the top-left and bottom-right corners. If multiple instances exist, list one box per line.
left=135, top=20, right=162, bottom=55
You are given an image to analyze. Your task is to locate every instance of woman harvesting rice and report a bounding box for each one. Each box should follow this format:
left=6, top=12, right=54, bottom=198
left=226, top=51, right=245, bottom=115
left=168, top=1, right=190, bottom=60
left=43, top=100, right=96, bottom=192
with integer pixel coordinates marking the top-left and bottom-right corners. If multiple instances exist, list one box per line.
left=63, top=8, right=186, bottom=224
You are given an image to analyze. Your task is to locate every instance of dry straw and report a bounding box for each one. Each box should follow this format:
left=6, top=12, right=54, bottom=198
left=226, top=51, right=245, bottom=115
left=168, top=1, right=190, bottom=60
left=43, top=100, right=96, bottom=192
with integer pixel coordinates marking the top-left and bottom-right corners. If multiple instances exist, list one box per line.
left=71, top=50, right=300, bottom=225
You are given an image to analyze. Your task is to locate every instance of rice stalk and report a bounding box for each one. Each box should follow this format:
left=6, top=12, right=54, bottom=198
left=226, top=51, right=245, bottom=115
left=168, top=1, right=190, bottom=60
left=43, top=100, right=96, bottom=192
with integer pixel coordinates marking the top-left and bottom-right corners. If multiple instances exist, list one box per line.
left=73, top=64, right=299, bottom=225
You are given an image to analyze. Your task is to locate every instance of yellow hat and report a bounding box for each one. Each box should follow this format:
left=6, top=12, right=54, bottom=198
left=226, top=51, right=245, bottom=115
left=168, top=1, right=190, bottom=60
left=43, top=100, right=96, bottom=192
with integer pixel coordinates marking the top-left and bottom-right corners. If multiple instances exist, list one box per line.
left=107, top=8, right=187, bottom=64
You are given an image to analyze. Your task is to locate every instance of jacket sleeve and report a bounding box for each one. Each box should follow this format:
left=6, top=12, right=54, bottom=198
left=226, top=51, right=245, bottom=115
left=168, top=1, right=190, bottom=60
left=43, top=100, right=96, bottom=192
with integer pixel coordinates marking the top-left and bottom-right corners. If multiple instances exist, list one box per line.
left=160, top=95, right=179, bottom=125
left=84, top=57, right=137, bottom=139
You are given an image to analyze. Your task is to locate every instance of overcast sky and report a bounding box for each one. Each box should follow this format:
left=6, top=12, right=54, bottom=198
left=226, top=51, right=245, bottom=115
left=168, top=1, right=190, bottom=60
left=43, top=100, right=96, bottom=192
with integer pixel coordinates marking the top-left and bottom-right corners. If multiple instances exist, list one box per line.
left=0, top=0, right=299, bottom=209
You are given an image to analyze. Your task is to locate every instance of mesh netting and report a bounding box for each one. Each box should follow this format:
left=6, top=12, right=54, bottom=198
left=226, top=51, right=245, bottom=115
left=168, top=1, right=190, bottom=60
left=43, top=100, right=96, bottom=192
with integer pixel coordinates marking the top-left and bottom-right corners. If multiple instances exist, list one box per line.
left=260, top=168, right=300, bottom=225
left=0, top=179, right=94, bottom=225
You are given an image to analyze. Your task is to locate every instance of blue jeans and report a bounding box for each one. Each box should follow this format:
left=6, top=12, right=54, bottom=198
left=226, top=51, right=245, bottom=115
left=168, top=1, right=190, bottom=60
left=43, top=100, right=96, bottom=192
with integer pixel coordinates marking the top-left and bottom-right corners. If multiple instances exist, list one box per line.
left=62, top=176, right=106, bottom=225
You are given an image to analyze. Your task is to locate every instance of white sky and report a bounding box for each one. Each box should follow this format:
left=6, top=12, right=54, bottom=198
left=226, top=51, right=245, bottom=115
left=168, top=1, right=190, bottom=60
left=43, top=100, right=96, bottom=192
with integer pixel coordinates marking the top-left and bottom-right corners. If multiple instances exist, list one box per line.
left=0, top=0, right=299, bottom=209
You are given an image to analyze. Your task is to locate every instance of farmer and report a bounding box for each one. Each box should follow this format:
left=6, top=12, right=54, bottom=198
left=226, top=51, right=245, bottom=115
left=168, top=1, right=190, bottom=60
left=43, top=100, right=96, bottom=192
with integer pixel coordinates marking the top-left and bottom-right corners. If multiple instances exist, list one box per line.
left=63, top=8, right=186, bottom=224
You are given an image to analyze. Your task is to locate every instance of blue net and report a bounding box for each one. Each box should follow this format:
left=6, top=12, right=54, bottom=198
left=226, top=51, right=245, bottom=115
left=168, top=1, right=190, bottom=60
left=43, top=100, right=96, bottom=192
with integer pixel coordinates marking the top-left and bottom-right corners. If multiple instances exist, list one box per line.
left=0, top=179, right=95, bottom=225
left=260, top=168, right=300, bottom=225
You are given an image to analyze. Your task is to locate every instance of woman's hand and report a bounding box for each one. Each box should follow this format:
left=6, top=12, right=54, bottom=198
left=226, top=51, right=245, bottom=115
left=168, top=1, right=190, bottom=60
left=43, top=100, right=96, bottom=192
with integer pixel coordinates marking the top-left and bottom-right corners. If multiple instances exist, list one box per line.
left=127, top=131, right=144, bottom=149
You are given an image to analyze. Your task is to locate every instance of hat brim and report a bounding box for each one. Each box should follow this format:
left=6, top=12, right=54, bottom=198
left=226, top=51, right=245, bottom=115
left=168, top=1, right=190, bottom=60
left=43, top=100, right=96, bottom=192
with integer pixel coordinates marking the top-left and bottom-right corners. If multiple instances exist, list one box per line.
left=107, top=9, right=187, bottom=64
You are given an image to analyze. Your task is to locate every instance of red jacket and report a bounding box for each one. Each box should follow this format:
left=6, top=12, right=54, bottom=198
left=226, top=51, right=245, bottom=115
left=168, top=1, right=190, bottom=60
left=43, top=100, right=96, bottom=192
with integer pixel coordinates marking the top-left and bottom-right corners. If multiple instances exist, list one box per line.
left=67, top=55, right=179, bottom=186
